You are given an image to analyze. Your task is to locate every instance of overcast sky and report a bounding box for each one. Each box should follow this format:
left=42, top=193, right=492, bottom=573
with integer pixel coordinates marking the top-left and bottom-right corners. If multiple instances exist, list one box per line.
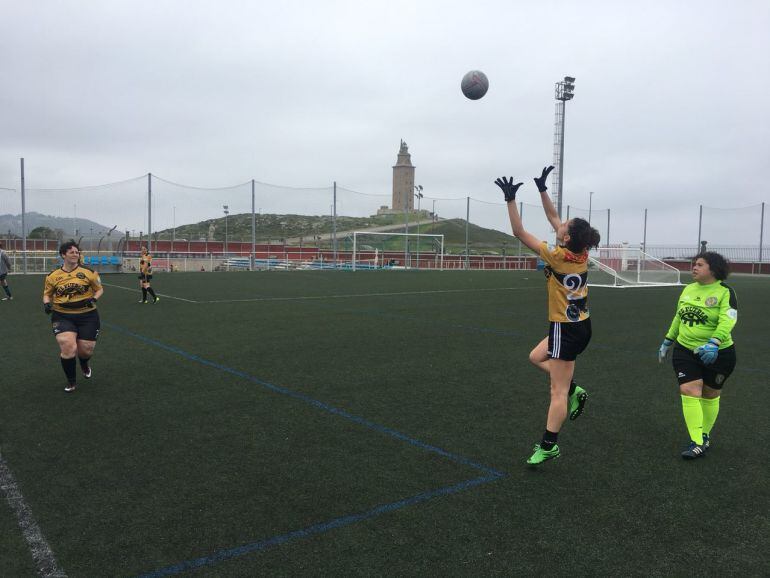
left=1, top=0, right=768, bottom=245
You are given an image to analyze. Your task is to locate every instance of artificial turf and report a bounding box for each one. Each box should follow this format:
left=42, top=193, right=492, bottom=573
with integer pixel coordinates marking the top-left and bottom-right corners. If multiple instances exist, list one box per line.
left=1, top=270, right=768, bottom=576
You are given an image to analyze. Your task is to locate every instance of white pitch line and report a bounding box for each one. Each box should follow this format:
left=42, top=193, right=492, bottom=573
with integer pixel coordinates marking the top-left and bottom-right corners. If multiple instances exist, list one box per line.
left=0, top=453, right=67, bottom=577
left=101, top=283, right=198, bottom=303
left=197, top=286, right=539, bottom=304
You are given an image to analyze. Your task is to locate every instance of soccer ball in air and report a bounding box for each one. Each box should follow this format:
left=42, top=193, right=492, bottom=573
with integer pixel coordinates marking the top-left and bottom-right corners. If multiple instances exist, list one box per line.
left=461, top=70, right=489, bottom=100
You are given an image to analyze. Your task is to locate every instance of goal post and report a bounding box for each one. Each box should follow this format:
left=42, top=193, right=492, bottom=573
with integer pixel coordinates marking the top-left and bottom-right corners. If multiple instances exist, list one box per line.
left=352, top=232, right=445, bottom=271
left=588, top=246, right=681, bottom=287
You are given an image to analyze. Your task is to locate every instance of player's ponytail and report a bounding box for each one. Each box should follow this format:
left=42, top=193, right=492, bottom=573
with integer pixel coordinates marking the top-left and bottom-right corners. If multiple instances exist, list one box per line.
left=566, top=218, right=601, bottom=254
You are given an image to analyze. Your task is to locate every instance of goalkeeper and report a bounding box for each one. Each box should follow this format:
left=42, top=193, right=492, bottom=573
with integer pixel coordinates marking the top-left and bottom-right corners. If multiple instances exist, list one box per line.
left=496, top=166, right=601, bottom=466
left=658, top=251, right=738, bottom=459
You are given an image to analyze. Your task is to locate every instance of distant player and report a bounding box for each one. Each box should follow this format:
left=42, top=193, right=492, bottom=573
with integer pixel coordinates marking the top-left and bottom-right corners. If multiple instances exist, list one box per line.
left=496, top=166, right=601, bottom=466
left=43, top=241, right=104, bottom=392
left=658, top=251, right=738, bottom=459
left=138, top=245, right=159, bottom=303
left=0, top=242, right=12, bottom=300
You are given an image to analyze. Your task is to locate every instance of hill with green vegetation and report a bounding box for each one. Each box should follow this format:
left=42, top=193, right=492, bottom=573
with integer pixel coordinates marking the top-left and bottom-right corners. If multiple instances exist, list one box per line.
left=155, top=212, right=530, bottom=255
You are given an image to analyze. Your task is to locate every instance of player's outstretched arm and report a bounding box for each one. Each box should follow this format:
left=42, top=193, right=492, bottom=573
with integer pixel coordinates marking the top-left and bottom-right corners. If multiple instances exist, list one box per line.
left=495, top=177, right=542, bottom=252
left=534, top=166, right=561, bottom=232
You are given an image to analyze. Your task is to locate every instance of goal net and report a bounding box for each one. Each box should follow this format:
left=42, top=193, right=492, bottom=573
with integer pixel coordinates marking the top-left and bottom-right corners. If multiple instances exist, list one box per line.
left=350, top=232, right=445, bottom=270
left=588, top=246, right=681, bottom=287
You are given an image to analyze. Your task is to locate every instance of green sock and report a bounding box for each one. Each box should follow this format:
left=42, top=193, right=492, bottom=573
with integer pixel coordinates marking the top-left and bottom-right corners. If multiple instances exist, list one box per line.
left=680, top=395, right=703, bottom=444
left=700, top=396, right=721, bottom=435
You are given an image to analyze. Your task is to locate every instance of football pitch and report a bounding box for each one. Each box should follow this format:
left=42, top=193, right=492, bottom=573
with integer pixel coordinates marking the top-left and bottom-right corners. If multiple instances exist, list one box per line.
left=1, top=270, right=768, bottom=576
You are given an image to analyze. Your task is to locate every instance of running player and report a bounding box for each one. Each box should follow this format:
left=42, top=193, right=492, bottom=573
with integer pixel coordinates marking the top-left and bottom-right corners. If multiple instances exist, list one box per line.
left=43, top=241, right=104, bottom=392
left=658, top=251, right=738, bottom=459
left=496, top=166, right=601, bottom=465
left=138, top=245, right=159, bottom=303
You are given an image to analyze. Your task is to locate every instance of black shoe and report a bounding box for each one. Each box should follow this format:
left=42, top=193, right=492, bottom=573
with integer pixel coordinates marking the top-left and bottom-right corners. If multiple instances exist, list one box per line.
left=681, top=441, right=706, bottom=459
left=64, top=383, right=76, bottom=392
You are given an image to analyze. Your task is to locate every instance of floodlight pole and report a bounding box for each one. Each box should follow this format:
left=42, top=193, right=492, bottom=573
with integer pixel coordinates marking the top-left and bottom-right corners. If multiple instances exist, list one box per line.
left=333, top=181, right=338, bottom=267
left=588, top=191, right=594, bottom=225
left=147, top=173, right=152, bottom=255
left=223, top=204, right=229, bottom=256
left=697, top=205, right=703, bottom=252
left=415, top=185, right=423, bottom=269
left=251, top=179, right=256, bottom=271
left=404, top=193, right=409, bottom=268
left=758, top=202, right=765, bottom=274
left=20, top=158, right=27, bottom=274
left=553, top=76, right=575, bottom=220
left=465, top=196, right=470, bottom=269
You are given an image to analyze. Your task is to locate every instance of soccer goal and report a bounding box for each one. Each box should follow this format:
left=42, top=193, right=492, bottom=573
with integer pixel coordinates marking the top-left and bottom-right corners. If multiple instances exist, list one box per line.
left=351, top=232, right=445, bottom=271
left=588, top=246, right=682, bottom=287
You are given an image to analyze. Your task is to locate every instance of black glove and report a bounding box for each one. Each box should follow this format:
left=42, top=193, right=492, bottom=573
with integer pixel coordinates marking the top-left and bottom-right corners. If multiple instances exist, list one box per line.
left=534, top=165, right=555, bottom=193
left=44, top=302, right=53, bottom=315
left=494, top=177, right=524, bottom=203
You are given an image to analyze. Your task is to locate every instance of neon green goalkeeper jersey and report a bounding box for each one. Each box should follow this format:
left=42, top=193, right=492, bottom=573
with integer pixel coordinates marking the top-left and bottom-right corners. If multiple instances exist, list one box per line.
left=665, top=281, right=738, bottom=350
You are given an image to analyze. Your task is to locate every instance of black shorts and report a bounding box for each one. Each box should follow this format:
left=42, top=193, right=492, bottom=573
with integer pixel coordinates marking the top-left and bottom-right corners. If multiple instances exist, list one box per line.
left=51, top=309, right=101, bottom=341
left=672, top=343, right=736, bottom=389
left=548, top=318, right=592, bottom=361
left=139, top=274, right=153, bottom=281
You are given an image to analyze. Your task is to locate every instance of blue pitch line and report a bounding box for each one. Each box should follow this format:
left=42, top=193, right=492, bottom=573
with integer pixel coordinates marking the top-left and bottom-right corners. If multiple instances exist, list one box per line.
left=104, top=323, right=504, bottom=478
left=137, top=473, right=502, bottom=577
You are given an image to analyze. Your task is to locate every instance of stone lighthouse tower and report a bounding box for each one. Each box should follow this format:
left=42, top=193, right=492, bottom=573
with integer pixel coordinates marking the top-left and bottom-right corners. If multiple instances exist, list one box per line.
left=392, top=140, right=415, bottom=211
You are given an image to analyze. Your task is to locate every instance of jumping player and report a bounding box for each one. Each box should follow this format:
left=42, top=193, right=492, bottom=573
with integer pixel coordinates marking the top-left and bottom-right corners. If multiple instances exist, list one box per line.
left=496, top=166, right=601, bottom=465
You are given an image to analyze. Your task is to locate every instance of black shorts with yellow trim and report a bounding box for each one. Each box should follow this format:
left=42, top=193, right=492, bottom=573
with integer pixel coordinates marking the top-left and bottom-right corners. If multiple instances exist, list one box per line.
left=138, top=273, right=153, bottom=281
left=547, top=318, right=592, bottom=361
left=672, top=343, right=736, bottom=389
left=51, top=309, right=101, bottom=341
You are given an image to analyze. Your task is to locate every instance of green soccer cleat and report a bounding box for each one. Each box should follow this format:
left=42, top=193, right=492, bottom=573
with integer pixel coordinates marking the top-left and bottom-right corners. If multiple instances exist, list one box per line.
left=526, top=444, right=560, bottom=465
left=569, top=386, right=588, bottom=421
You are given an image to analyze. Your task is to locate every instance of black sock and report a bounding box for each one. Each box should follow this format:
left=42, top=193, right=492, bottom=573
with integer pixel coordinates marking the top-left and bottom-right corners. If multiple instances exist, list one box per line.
left=541, top=430, right=559, bottom=451
left=147, top=287, right=157, bottom=299
left=2, top=285, right=10, bottom=297
left=78, top=356, right=91, bottom=370
left=568, top=380, right=577, bottom=396
left=142, top=288, right=148, bottom=301
left=61, top=356, right=77, bottom=384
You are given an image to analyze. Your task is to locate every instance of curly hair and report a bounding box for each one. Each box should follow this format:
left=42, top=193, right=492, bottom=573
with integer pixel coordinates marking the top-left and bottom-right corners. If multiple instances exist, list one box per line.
left=58, top=240, right=81, bottom=256
left=695, top=251, right=730, bottom=280
left=566, top=218, right=601, bottom=254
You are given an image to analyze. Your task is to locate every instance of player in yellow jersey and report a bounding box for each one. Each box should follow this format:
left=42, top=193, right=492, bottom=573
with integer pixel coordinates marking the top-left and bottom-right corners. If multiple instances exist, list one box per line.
left=138, top=245, right=158, bottom=303
left=496, top=166, right=601, bottom=465
left=43, top=241, right=104, bottom=392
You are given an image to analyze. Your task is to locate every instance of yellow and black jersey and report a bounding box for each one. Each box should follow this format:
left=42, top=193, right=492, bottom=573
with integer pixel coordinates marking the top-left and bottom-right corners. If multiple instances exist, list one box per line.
left=43, top=265, right=102, bottom=314
left=539, top=241, right=590, bottom=323
left=139, top=254, right=153, bottom=275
